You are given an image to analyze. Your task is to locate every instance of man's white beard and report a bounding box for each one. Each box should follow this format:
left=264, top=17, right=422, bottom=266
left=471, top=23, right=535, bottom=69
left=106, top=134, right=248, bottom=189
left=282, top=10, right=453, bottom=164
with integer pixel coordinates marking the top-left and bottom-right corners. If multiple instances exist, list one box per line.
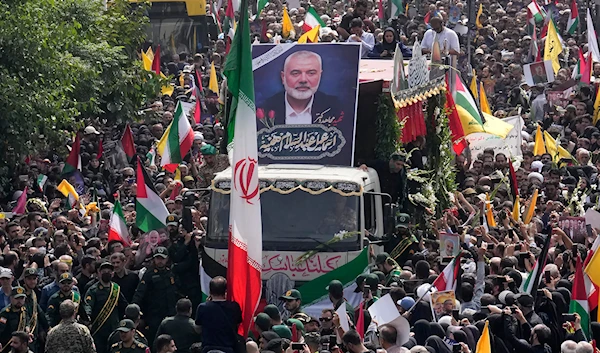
left=284, top=81, right=317, bottom=100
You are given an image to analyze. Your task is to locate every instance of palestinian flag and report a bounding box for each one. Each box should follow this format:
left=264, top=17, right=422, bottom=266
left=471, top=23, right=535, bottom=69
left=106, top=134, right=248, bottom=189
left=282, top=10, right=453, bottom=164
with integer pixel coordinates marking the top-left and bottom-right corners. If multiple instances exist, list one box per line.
left=135, top=157, right=169, bottom=232
left=433, top=254, right=461, bottom=291
left=588, top=9, right=600, bottom=63
left=108, top=201, right=131, bottom=246
left=302, top=6, right=326, bottom=32
left=298, top=248, right=368, bottom=317
left=453, top=72, right=513, bottom=138
left=527, top=0, right=544, bottom=22
left=526, top=7, right=536, bottom=36
left=573, top=51, right=592, bottom=83
left=390, top=0, right=403, bottom=18
left=570, top=255, right=590, bottom=339
left=62, top=133, right=81, bottom=175
left=567, top=0, right=578, bottom=35
left=157, top=101, right=194, bottom=173
left=520, top=234, right=551, bottom=298
left=199, top=248, right=369, bottom=318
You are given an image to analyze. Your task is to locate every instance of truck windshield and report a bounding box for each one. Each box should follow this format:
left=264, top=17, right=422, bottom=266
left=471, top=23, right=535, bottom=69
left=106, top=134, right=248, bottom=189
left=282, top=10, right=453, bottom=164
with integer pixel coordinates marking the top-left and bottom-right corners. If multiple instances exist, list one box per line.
left=208, top=189, right=360, bottom=251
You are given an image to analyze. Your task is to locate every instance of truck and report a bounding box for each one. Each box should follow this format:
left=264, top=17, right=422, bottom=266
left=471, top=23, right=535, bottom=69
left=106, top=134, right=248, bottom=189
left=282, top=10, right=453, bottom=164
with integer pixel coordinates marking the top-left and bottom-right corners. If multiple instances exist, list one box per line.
left=204, top=163, right=397, bottom=309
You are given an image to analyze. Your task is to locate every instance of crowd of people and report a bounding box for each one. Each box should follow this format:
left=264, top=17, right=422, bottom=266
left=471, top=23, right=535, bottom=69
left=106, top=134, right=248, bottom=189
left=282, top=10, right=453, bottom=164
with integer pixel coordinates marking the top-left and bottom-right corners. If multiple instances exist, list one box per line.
left=2, top=0, right=600, bottom=351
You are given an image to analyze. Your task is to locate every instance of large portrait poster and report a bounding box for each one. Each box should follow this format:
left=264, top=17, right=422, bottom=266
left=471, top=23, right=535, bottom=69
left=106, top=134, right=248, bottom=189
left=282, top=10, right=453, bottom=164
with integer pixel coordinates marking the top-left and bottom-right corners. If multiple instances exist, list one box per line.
left=252, top=43, right=361, bottom=166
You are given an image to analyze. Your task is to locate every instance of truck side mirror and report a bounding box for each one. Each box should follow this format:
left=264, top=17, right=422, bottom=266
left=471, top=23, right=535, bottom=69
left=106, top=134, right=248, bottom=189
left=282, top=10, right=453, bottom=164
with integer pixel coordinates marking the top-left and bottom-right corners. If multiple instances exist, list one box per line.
left=383, top=203, right=399, bottom=235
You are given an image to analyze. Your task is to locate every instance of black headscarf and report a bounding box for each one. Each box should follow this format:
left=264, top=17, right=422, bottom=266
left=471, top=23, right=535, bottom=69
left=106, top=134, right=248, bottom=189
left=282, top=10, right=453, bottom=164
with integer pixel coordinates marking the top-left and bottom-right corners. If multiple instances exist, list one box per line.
left=379, top=27, right=399, bottom=52
left=592, top=322, right=600, bottom=344
left=425, top=336, right=452, bottom=353
left=413, top=319, right=430, bottom=345
left=429, top=322, right=446, bottom=339
left=410, top=301, right=434, bottom=325
left=461, top=326, right=477, bottom=352
left=551, top=291, right=568, bottom=315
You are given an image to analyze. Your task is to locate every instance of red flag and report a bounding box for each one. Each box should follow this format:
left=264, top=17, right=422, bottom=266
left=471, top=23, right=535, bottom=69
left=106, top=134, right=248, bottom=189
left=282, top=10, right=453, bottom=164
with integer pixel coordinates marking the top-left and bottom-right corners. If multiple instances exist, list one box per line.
left=356, top=302, right=365, bottom=339
left=444, top=79, right=468, bottom=156
left=195, top=69, right=204, bottom=97
left=291, top=323, right=298, bottom=342
left=508, top=161, right=519, bottom=198
left=121, top=124, right=136, bottom=158
left=424, top=11, right=431, bottom=24
left=194, top=97, right=202, bottom=124
left=377, top=0, right=384, bottom=20
left=13, top=187, right=28, bottom=215
left=97, top=139, right=104, bottom=159
left=152, top=45, right=161, bottom=75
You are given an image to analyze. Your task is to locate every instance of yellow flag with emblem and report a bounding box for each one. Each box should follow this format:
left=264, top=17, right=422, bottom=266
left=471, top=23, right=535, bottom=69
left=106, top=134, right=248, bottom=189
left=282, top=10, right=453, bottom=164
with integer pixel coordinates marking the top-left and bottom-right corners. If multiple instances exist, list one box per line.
left=543, top=19, right=562, bottom=73
left=298, top=25, right=320, bottom=44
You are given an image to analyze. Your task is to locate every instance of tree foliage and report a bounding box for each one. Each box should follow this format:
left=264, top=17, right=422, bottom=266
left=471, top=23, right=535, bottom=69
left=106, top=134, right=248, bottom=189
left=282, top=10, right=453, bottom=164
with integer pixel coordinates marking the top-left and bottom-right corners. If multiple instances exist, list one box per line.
left=0, top=0, right=162, bottom=194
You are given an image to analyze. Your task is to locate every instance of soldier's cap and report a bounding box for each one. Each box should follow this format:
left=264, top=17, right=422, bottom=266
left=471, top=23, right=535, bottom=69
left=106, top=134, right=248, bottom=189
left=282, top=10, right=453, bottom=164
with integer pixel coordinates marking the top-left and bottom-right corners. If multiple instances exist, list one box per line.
left=254, top=313, right=271, bottom=332
left=98, top=262, right=114, bottom=271
left=166, top=214, right=179, bottom=227
left=326, top=280, right=344, bottom=297
left=59, top=272, right=73, bottom=283
left=279, top=289, right=301, bottom=301
left=0, top=269, right=13, bottom=279
left=125, top=303, right=142, bottom=320
left=353, top=274, right=368, bottom=292
left=200, top=144, right=217, bottom=155
left=183, top=176, right=195, bottom=183
left=153, top=247, right=169, bottom=258
left=11, top=286, right=26, bottom=298
left=396, top=213, right=410, bottom=229
left=263, top=304, right=280, bottom=320
left=372, top=271, right=386, bottom=282
left=375, top=252, right=391, bottom=265
left=364, top=273, right=380, bottom=289
left=116, top=319, right=136, bottom=332
left=23, top=267, right=38, bottom=278
left=271, top=324, right=292, bottom=339
left=285, top=318, right=305, bottom=332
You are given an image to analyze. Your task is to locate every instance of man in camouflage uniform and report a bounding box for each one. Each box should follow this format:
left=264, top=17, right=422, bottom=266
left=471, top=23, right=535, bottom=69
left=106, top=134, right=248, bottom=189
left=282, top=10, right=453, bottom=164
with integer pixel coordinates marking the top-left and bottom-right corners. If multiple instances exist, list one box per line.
left=46, top=273, right=81, bottom=327
left=109, top=319, right=150, bottom=353
left=375, top=252, right=402, bottom=287
left=132, top=247, right=178, bottom=347
left=84, top=262, right=129, bottom=353
left=45, top=300, right=95, bottom=353
left=197, top=144, right=229, bottom=188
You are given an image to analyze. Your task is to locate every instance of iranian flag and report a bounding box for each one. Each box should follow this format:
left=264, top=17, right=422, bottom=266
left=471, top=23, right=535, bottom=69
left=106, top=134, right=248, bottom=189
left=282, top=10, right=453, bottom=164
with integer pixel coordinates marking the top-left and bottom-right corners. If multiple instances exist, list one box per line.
left=433, top=254, right=461, bottom=291
left=567, top=0, right=579, bottom=35
left=108, top=201, right=131, bottom=246
left=135, top=157, right=169, bottom=232
left=570, top=255, right=590, bottom=339
left=223, top=0, right=263, bottom=337
left=223, top=0, right=236, bottom=54
left=157, top=101, right=194, bottom=173
left=36, top=174, right=47, bottom=192
left=302, top=6, right=326, bottom=32
left=527, top=0, right=544, bottom=22
left=520, top=233, right=551, bottom=296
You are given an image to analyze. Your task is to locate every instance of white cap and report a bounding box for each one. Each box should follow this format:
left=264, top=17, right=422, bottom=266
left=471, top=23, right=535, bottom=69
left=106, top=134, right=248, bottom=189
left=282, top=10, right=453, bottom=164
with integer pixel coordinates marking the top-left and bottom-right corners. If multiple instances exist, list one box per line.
left=194, top=132, right=204, bottom=141
left=84, top=126, right=100, bottom=135
left=416, top=283, right=436, bottom=302
left=531, top=160, right=544, bottom=172
left=528, top=172, right=544, bottom=184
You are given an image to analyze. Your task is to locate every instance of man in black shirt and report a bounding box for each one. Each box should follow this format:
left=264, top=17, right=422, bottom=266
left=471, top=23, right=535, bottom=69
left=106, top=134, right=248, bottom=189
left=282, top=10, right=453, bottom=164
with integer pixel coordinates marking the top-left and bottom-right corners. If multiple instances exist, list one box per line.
left=195, top=276, right=242, bottom=353
left=110, top=252, right=139, bottom=302
left=76, top=255, right=95, bottom=295
left=337, top=0, right=375, bottom=40
left=359, top=152, right=408, bottom=207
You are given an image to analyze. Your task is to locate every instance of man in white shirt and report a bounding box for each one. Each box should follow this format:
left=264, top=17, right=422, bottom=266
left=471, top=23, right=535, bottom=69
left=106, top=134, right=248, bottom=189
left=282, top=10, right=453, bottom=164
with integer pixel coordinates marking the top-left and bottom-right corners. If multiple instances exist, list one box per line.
left=421, top=16, right=460, bottom=55
left=346, top=18, right=374, bottom=58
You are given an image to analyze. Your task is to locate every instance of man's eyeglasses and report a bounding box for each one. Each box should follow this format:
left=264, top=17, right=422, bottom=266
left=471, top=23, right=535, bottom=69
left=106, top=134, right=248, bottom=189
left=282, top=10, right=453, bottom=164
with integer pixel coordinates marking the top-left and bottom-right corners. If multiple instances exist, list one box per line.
left=319, top=317, right=332, bottom=322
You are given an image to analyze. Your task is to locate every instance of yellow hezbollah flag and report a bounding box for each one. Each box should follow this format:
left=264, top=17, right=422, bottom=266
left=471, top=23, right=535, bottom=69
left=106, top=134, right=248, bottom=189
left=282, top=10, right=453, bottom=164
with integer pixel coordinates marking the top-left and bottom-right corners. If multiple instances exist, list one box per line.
left=209, top=61, right=219, bottom=96
left=476, top=321, right=492, bottom=353
left=57, top=179, right=79, bottom=204
left=298, top=25, right=320, bottom=44
left=145, top=47, right=154, bottom=62
left=479, top=81, right=491, bottom=115
left=594, top=88, right=600, bottom=125
left=544, top=19, right=562, bottom=73
left=512, top=196, right=520, bottom=222
left=142, top=51, right=153, bottom=71
left=543, top=130, right=572, bottom=163
left=475, top=4, right=484, bottom=29
left=533, top=124, right=546, bottom=156
left=524, top=188, right=539, bottom=224
left=485, top=193, right=496, bottom=228
left=282, top=7, right=293, bottom=38
left=470, top=72, right=479, bottom=101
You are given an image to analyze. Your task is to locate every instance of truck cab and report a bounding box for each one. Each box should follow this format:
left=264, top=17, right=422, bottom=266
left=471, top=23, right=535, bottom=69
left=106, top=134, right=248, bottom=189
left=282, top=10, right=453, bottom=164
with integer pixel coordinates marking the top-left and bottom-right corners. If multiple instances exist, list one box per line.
left=204, top=164, right=388, bottom=285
